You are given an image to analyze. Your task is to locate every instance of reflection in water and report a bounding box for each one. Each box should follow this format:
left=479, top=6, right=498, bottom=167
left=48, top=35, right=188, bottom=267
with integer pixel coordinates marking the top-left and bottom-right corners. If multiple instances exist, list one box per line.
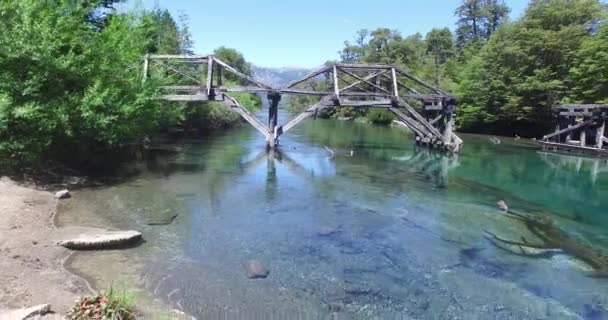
left=59, top=118, right=608, bottom=320
left=539, top=151, right=608, bottom=185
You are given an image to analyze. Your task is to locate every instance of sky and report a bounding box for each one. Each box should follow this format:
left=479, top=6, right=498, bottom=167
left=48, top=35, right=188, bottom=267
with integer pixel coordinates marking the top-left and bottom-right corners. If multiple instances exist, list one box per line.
left=123, top=0, right=530, bottom=68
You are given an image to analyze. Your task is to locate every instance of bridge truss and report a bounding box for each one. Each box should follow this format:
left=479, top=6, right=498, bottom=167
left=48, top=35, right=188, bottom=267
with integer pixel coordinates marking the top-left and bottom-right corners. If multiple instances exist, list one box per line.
left=143, top=54, right=463, bottom=152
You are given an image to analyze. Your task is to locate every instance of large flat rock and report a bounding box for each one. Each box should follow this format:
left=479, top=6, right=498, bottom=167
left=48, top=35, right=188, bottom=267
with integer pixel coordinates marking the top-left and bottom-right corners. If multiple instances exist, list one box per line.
left=58, top=230, right=142, bottom=250
left=0, top=304, right=51, bottom=320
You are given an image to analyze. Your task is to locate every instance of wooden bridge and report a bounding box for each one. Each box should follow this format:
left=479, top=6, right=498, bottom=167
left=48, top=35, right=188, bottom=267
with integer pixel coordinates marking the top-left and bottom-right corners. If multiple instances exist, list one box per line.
left=143, top=54, right=463, bottom=152
left=541, top=104, right=608, bottom=155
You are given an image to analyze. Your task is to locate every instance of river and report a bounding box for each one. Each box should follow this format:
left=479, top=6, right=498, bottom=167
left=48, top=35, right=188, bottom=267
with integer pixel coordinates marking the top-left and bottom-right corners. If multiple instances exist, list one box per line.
left=56, top=105, right=608, bottom=319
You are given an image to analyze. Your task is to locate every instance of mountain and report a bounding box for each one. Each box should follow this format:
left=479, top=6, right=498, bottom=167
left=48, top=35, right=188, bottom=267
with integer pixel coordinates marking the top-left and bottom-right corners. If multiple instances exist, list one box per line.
left=253, top=66, right=312, bottom=88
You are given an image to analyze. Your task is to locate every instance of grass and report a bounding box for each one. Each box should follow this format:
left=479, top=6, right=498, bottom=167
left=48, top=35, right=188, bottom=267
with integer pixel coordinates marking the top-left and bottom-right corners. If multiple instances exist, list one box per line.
left=68, top=287, right=136, bottom=320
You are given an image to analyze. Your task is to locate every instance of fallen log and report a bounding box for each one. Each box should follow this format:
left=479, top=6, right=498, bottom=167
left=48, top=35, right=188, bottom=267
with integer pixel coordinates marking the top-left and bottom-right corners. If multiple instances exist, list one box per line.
left=58, top=230, right=142, bottom=250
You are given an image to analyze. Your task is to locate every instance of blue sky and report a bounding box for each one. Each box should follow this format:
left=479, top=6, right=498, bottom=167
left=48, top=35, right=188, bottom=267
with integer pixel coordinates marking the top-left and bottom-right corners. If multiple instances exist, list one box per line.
left=123, top=0, right=529, bottom=68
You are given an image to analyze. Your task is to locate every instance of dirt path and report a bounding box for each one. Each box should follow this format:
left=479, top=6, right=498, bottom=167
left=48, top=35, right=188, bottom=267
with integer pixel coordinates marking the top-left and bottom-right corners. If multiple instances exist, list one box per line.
left=0, top=177, right=92, bottom=317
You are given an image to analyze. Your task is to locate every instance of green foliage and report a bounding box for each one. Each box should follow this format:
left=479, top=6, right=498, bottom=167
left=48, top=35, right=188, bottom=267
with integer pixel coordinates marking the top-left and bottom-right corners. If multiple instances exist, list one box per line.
left=365, top=109, right=395, bottom=125
left=455, top=0, right=510, bottom=49
left=141, top=8, right=181, bottom=54
left=570, top=22, right=608, bottom=103
left=68, top=287, right=136, bottom=320
left=0, top=1, right=258, bottom=167
left=457, top=0, right=605, bottom=136
left=213, top=46, right=253, bottom=83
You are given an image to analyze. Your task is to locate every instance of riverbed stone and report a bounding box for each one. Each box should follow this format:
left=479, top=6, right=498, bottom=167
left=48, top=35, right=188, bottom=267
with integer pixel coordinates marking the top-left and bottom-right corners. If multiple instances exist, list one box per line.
left=244, top=259, right=269, bottom=279
left=58, top=230, right=142, bottom=250
left=55, top=189, right=71, bottom=199
left=317, top=226, right=338, bottom=237
left=0, top=303, right=51, bottom=319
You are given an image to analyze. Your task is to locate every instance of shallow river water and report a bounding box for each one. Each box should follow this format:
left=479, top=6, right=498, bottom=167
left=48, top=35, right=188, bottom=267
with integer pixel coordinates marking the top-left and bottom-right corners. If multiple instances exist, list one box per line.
left=57, top=108, right=608, bottom=319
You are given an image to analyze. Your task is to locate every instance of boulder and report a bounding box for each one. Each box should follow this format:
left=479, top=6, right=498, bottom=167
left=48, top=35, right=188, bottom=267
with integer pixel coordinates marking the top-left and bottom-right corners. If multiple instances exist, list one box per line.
left=55, top=189, right=71, bottom=199
left=58, top=230, right=142, bottom=250
left=244, top=259, right=269, bottom=279
left=0, top=304, right=51, bottom=320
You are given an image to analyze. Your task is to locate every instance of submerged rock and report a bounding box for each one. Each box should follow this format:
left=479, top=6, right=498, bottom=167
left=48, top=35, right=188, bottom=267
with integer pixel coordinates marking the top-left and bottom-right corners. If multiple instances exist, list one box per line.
left=55, top=189, right=71, bottom=199
left=244, top=259, right=269, bottom=279
left=58, top=230, right=142, bottom=250
left=317, top=226, right=338, bottom=237
left=0, top=303, right=51, bottom=319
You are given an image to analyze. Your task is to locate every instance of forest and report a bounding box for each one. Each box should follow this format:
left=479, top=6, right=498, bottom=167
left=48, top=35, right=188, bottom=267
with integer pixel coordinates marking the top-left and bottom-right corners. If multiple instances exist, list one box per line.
left=0, top=0, right=260, bottom=168
left=0, top=0, right=607, bottom=168
left=290, top=0, right=608, bottom=137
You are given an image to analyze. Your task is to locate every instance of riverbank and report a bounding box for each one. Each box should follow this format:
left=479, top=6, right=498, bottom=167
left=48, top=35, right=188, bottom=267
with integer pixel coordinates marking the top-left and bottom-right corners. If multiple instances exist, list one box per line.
left=0, top=177, right=92, bottom=317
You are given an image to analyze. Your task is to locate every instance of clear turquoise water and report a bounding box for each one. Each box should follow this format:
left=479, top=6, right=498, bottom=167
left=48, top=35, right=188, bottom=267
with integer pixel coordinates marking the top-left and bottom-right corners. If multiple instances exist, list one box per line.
left=58, top=109, right=608, bottom=319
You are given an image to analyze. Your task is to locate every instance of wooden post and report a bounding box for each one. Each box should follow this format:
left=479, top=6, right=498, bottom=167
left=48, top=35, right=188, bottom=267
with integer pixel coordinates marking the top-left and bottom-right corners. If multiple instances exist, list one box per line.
left=332, top=66, right=340, bottom=99
left=207, top=57, right=214, bottom=97
left=267, top=92, right=281, bottom=148
left=217, top=65, right=223, bottom=86
left=142, top=54, right=149, bottom=84
left=443, top=101, right=454, bottom=147
left=596, top=117, right=605, bottom=149
left=566, top=116, right=573, bottom=143
left=580, top=120, right=587, bottom=147
left=391, top=68, right=398, bottom=97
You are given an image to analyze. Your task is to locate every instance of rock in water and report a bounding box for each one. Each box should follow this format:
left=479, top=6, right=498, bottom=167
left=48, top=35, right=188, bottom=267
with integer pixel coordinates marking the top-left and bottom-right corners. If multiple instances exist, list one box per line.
left=497, top=200, right=509, bottom=212
left=317, top=226, right=338, bottom=237
left=244, top=259, right=269, bottom=279
left=58, top=230, right=142, bottom=250
left=0, top=304, right=51, bottom=319
left=55, top=189, right=71, bottom=199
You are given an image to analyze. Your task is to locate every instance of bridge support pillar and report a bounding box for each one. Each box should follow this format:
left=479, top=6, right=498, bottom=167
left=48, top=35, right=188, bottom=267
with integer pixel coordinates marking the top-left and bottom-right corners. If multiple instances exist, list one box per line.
left=267, top=92, right=281, bottom=149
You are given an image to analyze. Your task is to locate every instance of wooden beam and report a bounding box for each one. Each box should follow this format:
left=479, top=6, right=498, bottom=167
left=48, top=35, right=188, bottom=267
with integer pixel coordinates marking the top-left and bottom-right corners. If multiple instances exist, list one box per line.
left=339, top=99, right=393, bottom=107
left=379, top=73, right=420, bottom=94
left=222, top=94, right=270, bottom=140
left=148, top=54, right=210, bottom=60
left=159, top=94, right=210, bottom=101
left=142, top=54, right=149, bottom=84
left=597, top=119, right=605, bottom=149
left=340, top=70, right=388, bottom=92
left=554, top=104, right=608, bottom=110
left=430, top=114, right=443, bottom=125
left=388, top=107, right=432, bottom=139
left=391, top=68, right=399, bottom=97
left=542, top=120, right=593, bottom=140
left=281, top=99, right=332, bottom=133
left=338, top=67, right=393, bottom=95
left=153, top=60, right=202, bottom=84
left=539, top=141, right=608, bottom=155
left=333, top=65, right=340, bottom=98
left=206, top=57, right=214, bottom=96
left=212, top=57, right=273, bottom=90
left=395, top=68, right=445, bottom=95
left=396, top=98, right=447, bottom=143
left=284, top=66, right=332, bottom=89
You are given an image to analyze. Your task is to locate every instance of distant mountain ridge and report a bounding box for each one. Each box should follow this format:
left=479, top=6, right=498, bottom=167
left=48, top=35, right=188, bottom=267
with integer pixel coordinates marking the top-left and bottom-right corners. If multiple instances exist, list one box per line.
left=253, top=66, right=312, bottom=88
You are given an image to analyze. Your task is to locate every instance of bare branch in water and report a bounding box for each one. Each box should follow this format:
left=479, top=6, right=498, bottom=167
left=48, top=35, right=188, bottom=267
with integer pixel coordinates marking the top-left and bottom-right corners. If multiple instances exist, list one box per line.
left=324, top=146, right=335, bottom=158
left=485, top=203, right=608, bottom=277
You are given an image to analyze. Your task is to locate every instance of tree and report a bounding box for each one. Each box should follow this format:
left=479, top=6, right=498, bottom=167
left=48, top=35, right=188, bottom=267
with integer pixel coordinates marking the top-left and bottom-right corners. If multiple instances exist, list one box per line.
left=177, top=13, right=194, bottom=55
left=213, top=47, right=252, bottom=77
left=570, top=22, right=608, bottom=103
left=483, top=0, right=510, bottom=38
left=457, top=0, right=604, bottom=136
left=455, top=0, right=485, bottom=48
left=141, top=8, right=180, bottom=54
left=426, top=28, right=454, bottom=85
left=455, top=0, right=510, bottom=48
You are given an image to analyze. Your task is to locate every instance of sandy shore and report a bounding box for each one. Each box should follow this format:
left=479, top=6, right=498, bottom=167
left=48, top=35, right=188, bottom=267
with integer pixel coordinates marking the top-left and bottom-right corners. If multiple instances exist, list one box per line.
left=0, top=177, right=92, bottom=318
